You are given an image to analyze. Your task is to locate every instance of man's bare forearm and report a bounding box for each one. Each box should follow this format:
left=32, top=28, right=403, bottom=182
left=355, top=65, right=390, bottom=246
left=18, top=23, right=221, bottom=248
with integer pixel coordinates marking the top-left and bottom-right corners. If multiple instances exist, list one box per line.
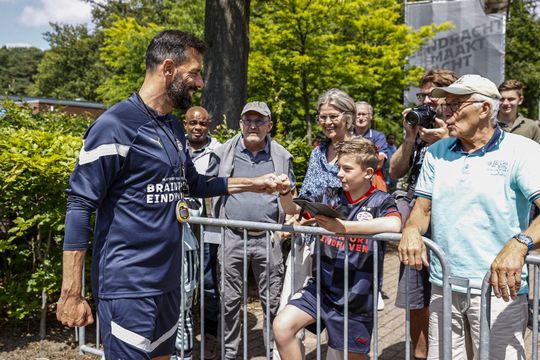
left=403, top=198, right=431, bottom=236
left=227, top=177, right=266, bottom=194
left=60, top=250, right=86, bottom=298
left=389, top=139, right=415, bottom=180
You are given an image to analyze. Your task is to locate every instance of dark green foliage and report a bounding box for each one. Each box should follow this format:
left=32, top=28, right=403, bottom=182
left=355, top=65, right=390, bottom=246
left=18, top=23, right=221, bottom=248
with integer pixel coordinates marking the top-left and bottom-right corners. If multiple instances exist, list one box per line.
left=29, top=24, right=107, bottom=101
left=506, top=0, right=540, bottom=118
left=0, top=46, right=43, bottom=96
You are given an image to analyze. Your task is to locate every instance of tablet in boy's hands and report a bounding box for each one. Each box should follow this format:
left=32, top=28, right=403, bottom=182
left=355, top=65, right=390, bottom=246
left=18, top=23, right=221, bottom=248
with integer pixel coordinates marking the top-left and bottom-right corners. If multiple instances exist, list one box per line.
left=293, top=199, right=346, bottom=219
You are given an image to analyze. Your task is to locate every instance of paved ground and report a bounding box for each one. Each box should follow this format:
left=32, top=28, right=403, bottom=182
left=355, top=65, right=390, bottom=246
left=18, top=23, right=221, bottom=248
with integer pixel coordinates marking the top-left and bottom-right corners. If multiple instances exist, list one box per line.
left=200, top=248, right=539, bottom=359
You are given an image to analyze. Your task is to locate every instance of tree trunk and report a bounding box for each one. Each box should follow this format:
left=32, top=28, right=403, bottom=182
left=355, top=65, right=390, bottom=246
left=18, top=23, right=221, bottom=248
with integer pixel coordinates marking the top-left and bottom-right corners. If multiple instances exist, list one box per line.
left=301, top=68, right=312, bottom=144
left=202, top=0, right=250, bottom=130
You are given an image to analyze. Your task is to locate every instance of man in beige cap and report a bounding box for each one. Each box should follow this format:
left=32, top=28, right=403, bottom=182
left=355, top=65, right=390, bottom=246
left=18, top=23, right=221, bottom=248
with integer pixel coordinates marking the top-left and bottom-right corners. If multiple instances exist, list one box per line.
left=206, top=101, right=295, bottom=359
left=398, top=74, right=540, bottom=359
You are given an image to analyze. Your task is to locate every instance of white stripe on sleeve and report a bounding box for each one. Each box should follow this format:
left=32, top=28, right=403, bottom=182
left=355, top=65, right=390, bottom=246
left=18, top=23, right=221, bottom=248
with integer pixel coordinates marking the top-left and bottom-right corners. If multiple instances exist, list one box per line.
left=78, top=141, right=130, bottom=165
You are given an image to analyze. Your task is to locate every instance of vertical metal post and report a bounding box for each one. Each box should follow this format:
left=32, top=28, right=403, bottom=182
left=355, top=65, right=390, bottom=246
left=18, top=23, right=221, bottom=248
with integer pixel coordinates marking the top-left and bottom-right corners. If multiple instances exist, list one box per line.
left=344, top=236, right=349, bottom=360
left=243, top=228, right=248, bottom=360
left=373, top=239, right=379, bottom=359
left=533, top=264, right=539, bottom=360
left=290, top=235, right=297, bottom=300
left=479, top=273, right=491, bottom=360
left=266, top=231, right=271, bottom=360
left=200, top=224, right=206, bottom=360
left=316, top=235, right=321, bottom=360
left=180, top=224, right=186, bottom=360
left=442, top=255, right=453, bottom=359
left=220, top=226, right=226, bottom=360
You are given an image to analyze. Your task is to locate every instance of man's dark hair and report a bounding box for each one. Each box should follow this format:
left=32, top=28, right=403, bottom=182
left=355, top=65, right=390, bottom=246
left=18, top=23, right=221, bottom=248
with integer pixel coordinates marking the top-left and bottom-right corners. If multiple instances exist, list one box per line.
left=145, top=30, right=206, bottom=72
left=419, top=69, right=457, bottom=88
left=498, top=79, right=524, bottom=97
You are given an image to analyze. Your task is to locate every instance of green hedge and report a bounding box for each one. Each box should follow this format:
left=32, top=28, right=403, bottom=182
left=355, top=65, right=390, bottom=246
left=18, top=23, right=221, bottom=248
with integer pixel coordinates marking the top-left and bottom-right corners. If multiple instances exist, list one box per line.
left=0, top=100, right=91, bottom=320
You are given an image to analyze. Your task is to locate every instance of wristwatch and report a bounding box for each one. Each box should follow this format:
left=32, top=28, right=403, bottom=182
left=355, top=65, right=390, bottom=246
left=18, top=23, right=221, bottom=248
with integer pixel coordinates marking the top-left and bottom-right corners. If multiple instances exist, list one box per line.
left=512, top=233, right=534, bottom=253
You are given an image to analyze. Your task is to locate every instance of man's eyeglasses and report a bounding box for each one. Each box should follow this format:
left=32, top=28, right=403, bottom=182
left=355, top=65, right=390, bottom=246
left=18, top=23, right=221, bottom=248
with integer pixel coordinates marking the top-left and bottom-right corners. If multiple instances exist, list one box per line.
left=442, top=101, right=484, bottom=114
left=416, top=92, right=433, bottom=102
left=316, top=112, right=345, bottom=123
left=186, top=120, right=210, bottom=127
left=241, top=118, right=268, bottom=127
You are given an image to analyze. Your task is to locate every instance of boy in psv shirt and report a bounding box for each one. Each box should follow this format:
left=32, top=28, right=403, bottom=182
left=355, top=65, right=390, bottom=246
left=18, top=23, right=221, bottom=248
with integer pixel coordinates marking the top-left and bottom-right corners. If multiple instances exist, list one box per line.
left=274, top=137, right=401, bottom=359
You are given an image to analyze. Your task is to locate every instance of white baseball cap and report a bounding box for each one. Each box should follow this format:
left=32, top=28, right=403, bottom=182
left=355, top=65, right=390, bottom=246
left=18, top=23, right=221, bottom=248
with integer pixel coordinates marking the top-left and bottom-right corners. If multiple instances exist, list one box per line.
left=431, top=74, right=501, bottom=99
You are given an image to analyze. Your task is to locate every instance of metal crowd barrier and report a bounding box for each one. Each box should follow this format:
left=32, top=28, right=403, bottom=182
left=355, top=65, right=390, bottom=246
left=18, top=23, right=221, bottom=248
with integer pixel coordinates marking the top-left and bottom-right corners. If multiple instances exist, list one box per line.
left=76, top=216, right=455, bottom=359
left=479, top=253, right=540, bottom=360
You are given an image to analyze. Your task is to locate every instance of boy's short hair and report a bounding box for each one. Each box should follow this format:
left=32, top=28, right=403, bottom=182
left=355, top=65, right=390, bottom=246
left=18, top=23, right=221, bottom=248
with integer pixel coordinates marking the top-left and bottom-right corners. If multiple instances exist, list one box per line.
left=498, top=79, right=524, bottom=97
left=335, top=137, right=379, bottom=170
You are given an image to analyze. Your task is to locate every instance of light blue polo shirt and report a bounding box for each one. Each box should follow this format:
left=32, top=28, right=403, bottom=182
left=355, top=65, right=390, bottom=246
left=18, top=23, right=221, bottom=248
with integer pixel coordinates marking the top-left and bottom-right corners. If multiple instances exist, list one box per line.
left=415, top=127, right=540, bottom=294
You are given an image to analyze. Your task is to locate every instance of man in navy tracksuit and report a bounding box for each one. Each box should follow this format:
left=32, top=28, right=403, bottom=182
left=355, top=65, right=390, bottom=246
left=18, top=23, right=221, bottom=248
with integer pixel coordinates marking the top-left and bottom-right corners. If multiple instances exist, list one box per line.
left=56, top=30, right=285, bottom=360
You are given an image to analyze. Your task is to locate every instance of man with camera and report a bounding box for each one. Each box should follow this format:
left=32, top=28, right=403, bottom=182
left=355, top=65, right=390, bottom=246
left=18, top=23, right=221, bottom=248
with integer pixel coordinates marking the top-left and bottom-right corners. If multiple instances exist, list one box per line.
left=389, top=69, right=456, bottom=360
left=399, top=74, right=540, bottom=359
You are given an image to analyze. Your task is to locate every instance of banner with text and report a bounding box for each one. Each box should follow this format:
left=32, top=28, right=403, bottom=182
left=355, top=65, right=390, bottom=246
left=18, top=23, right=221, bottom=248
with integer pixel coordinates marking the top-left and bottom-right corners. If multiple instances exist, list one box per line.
left=405, top=0, right=505, bottom=104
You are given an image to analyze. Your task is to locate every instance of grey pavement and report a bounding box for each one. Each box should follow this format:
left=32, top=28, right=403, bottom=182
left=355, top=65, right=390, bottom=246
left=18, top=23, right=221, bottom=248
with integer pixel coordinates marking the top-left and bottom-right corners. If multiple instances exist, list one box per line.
left=194, top=248, right=538, bottom=359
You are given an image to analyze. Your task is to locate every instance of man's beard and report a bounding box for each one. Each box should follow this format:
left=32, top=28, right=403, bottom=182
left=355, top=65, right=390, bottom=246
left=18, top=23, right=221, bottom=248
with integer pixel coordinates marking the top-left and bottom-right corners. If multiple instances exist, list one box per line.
left=167, top=74, right=194, bottom=110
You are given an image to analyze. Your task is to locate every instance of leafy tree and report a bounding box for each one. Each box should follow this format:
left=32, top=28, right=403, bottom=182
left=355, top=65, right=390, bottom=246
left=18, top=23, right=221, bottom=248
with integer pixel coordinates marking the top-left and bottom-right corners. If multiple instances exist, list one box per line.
left=0, top=46, right=43, bottom=95
left=29, top=23, right=107, bottom=101
left=87, top=0, right=175, bottom=30
left=506, top=0, right=540, bottom=118
left=248, top=0, right=449, bottom=142
left=95, top=1, right=205, bottom=106
left=97, top=17, right=162, bottom=106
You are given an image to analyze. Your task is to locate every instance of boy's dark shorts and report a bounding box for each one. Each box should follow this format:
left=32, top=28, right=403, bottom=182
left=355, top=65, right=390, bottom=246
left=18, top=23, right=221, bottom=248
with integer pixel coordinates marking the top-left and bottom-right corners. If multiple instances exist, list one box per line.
left=98, top=288, right=181, bottom=359
left=288, top=281, right=373, bottom=354
left=394, top=264, right=431, bottom=309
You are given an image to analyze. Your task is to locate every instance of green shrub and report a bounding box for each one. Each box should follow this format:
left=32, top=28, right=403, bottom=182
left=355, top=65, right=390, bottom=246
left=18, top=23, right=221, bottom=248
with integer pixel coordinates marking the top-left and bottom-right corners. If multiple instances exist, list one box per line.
left=0, top=101, right=89, bottom=320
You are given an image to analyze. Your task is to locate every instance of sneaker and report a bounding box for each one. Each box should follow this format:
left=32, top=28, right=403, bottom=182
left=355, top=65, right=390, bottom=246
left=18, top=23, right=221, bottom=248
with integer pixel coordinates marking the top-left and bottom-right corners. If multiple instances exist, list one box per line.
left=204, top=334, right=219, bottom=360
left=377, top=291, right=385, bottom=311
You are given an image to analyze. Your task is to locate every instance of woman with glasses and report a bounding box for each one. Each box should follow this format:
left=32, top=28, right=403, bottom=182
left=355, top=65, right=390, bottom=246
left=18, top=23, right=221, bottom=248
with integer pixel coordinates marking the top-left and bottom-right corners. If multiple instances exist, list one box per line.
left=301, top=88, right=356, bottom=200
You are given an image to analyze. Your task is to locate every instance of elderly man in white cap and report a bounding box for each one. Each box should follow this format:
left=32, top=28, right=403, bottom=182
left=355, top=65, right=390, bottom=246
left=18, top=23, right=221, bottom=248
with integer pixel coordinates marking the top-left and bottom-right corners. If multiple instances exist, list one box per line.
left=398, top=74, right=540, bottom=359
left=206, top=101, right=295, bottom=359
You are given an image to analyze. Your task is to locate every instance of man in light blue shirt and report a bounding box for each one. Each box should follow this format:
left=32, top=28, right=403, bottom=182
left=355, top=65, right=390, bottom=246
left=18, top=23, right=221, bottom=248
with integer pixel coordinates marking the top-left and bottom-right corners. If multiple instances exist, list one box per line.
left=398, top=74, right=540, bottom=359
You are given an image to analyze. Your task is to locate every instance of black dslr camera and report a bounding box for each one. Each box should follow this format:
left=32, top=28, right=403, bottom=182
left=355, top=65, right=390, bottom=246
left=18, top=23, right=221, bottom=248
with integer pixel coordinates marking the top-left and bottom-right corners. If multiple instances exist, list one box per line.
left=405, top=104, right=436, bottom=128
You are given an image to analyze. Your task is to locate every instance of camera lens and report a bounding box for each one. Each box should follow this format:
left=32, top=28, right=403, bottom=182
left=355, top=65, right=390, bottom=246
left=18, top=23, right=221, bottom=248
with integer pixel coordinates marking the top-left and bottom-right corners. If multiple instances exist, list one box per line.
left=405, top=111, right=420, bottom=127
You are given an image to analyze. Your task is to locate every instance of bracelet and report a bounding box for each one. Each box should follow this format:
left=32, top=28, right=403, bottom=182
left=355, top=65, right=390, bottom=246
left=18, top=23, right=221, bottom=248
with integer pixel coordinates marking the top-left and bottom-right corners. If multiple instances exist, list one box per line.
left=279, top=189, right=291, bottom=196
